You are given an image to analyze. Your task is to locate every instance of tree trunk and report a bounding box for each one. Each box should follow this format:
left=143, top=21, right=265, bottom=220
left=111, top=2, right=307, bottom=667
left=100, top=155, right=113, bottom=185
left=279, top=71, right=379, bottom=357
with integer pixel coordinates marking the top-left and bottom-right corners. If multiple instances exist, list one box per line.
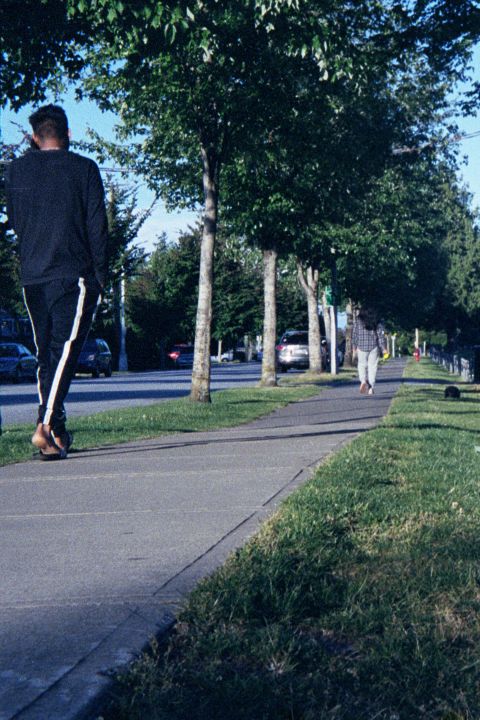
left=190, top=148, right=218, bottom=402
left=260, top=247, right=278, bottom=387
left=344, top=300, right=353, bottom=367
left=297, top=262, right=322, bottom=374
left=344, top=300, right=355, bottom=366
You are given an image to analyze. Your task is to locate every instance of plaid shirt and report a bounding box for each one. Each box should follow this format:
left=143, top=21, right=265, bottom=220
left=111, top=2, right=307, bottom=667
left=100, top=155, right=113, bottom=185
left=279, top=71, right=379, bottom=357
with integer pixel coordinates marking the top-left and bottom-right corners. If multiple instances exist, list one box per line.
left=352, top=317, right=386, bottom=353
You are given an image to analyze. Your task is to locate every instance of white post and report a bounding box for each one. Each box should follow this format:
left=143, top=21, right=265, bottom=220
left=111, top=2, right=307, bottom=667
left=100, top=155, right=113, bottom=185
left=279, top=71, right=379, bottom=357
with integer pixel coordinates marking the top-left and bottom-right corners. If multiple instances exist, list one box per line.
left=118, top=275, right=128, bottom=372
left=330, top=304, right=337, bottom=376
left=423, top=340, right=426, bottom=356
left=415, top=328, right=420, bottom=349
left=392, top=335, right=396, bottom=359
left=217, top=338, right=222, bottom=363
left=329, top=251, right=338, bottom=376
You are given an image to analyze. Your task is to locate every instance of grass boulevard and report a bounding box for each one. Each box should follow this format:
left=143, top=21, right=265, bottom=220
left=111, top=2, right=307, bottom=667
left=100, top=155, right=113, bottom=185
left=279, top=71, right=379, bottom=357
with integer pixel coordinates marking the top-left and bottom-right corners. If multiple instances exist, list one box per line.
left=0, top=368, right=355, bottom=466
left=0, top=371, right=352, bottom=467
left=94, top=358, right=480, bottom=720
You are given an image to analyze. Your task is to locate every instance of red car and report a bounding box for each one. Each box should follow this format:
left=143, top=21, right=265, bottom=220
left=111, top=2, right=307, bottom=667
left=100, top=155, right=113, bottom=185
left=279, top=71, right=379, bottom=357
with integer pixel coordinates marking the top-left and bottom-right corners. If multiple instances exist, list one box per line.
left=167, top=344, right=195, bottom=368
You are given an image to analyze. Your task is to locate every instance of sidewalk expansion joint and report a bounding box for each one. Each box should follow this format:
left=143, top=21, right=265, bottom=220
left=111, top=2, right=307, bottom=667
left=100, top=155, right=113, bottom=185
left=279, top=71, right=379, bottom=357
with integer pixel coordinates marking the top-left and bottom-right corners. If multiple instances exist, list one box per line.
left=8, top=611, right=137, bottom=720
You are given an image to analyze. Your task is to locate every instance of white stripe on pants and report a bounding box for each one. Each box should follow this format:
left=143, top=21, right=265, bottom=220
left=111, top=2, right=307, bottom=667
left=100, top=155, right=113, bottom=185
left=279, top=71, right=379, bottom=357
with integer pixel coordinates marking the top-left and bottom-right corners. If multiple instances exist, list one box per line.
left=357, top=347, right=379, bottom=388
left=44, top=278, right=87, bottom=426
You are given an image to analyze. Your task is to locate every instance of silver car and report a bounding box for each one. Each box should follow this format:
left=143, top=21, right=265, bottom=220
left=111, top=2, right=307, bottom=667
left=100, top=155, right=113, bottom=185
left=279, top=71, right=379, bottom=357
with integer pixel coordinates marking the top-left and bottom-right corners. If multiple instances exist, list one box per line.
left=276, top=331, right=330, bottom=372
left=276, top=331, right=310, bottom=372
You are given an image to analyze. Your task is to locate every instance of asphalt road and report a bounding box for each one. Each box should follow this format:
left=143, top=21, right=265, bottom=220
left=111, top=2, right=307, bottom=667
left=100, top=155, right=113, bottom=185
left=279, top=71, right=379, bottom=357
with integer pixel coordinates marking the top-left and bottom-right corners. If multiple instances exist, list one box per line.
left=0, top=362, right=265, bottom=427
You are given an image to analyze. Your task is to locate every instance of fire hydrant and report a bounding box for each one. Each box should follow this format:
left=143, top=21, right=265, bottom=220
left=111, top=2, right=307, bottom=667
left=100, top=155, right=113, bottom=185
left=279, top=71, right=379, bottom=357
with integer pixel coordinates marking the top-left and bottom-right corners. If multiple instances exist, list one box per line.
left=413, top=347, right=421, bottom=362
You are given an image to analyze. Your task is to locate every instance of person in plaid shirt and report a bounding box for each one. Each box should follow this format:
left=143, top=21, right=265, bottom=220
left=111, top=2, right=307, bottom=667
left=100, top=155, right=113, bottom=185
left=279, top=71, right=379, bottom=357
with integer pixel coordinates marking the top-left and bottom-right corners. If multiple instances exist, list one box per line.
left=352, top=307, right=387, bottom=395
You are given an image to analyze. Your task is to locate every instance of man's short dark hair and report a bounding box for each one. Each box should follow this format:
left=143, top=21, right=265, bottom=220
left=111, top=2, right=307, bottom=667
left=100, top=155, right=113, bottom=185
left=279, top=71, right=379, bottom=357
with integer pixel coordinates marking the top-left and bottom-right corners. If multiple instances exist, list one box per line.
left=29, top=104, right=69, bottom=148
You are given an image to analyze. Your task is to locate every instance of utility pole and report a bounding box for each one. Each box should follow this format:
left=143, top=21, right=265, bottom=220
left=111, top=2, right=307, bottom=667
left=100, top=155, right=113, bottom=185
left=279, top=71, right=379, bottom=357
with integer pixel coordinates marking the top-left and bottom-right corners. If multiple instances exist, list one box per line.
left=118, top=274, right=128, bottom=372
left=330, top=252, right=338, bottom=376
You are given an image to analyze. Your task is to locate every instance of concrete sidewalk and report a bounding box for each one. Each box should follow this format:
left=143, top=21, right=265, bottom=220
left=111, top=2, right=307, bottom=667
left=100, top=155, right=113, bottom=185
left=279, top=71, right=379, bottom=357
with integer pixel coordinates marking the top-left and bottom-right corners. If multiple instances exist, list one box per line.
left=0, top=358, right=406, bottom=720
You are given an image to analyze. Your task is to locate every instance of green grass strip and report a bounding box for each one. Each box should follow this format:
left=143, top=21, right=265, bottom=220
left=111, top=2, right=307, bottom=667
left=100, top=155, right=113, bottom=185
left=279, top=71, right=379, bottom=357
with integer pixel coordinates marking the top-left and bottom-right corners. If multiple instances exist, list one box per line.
left=0, top=384, right=320, bottom=467
left=102, top=359, right=480, bottom=720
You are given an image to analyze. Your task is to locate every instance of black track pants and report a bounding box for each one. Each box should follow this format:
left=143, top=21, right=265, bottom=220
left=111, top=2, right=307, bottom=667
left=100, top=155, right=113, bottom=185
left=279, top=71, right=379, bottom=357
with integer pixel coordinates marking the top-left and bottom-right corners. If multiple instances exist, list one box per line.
left=23, top=277, right=100, bottom=434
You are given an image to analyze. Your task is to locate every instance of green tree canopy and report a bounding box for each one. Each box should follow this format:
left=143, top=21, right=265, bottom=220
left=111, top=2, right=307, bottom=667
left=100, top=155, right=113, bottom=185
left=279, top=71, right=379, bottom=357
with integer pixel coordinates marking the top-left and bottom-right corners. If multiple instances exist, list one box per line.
left=0, top=0, right=85, bottom=109
left=68, top=0, right=428, bottom=397
left=337, top=158, right=479, bottom=334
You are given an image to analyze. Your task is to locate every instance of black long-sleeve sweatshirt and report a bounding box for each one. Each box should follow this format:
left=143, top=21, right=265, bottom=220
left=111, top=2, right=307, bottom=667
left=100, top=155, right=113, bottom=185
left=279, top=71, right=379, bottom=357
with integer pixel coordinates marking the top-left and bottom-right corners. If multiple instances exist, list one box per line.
left=5, top=149, right=108, bottom=288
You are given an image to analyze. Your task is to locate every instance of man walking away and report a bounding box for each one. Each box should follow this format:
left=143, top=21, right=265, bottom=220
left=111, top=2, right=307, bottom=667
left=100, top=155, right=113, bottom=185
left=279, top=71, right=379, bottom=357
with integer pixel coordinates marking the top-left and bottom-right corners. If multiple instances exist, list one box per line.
left=5, top=104, right=108, bottom=459
left=352, top=307, right=387, bottom=396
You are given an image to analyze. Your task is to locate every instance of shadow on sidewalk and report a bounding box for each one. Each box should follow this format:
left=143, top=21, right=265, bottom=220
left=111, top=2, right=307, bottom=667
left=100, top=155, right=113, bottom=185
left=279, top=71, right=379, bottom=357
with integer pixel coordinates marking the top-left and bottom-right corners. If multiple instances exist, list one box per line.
left=70, top=423, right=377, bottom=462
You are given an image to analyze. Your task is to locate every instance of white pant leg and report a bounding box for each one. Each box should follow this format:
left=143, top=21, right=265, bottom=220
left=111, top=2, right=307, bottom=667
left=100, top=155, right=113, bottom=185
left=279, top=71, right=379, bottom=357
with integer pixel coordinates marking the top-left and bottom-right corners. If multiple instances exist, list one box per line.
left=367, top=347, right=379, bottom=387
left=357, top=349, right=368, bottom=384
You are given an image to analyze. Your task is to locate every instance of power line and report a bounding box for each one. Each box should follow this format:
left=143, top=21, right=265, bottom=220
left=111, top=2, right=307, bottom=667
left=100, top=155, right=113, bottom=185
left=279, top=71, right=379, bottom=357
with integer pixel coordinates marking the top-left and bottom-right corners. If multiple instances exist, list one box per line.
left=392, top=128, right=480, bottom=155
left=4, top=120, right=480, bottom=164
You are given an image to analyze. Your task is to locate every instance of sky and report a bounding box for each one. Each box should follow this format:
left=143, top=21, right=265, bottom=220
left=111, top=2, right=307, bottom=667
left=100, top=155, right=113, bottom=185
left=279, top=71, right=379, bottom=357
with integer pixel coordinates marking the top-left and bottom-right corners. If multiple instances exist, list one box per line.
left=1, top=47, right=479, bottom=253
left=452, top=46, right=480, bottom=209
left=0, top=94, right=200, bottom=253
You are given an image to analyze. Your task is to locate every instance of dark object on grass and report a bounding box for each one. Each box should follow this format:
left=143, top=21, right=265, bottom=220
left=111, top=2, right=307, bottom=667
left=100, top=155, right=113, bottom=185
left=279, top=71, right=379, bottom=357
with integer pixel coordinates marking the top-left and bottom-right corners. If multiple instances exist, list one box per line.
left=444, top=385, right=460, bottom=399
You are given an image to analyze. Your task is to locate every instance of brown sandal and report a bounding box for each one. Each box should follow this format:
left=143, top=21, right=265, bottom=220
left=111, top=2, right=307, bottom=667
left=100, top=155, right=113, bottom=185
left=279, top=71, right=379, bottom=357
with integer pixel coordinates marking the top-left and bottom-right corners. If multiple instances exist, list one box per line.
left=32, top=424, right=68, bottom=460
left=38, top=445, right=67, bottom=461
left=51, top=430, right=73, bottom=453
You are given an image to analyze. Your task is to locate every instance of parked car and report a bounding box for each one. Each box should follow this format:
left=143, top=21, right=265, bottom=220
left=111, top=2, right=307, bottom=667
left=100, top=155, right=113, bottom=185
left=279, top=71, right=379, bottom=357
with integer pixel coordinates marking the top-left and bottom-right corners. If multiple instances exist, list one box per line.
left=276, top=330, right=330, bottom=372
left=276, top=330, right=310, bottom=372
left=167, top=343, right=195, bottom=368
left=76, top=338, right=112, bottom=378
left=0, top=342, right=37, bottom=383
left=221, top=344, right=248, bottom=362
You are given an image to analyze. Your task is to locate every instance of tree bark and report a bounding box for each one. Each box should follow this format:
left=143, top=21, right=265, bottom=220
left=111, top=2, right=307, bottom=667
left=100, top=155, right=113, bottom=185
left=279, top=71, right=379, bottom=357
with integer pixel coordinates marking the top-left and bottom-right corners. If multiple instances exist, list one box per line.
left=344, top=300, right=355, bottom=366
left=297, top=262, right=322, bottom=374
left=190, top=148, right=218, bottom=402
left=260, top=247, right=278, bottom=387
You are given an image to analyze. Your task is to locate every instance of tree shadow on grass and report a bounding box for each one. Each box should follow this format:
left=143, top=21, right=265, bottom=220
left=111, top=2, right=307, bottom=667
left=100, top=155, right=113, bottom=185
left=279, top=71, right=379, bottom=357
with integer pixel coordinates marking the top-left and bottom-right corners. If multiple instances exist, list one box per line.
left=385, top=421, right=480, bottom=435
left=400, top=377, right=458, bottom=385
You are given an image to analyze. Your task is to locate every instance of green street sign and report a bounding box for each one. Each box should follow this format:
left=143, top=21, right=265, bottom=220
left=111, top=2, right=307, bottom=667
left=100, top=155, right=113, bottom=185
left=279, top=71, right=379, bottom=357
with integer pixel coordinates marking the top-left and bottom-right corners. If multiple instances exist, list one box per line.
left=325, top=286, right=340, bottom=306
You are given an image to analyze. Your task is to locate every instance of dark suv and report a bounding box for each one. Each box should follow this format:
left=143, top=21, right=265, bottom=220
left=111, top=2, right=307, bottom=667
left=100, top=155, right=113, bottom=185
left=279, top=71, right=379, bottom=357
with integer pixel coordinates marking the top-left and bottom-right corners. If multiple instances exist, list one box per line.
left=76, top=338, right=112, bottom=378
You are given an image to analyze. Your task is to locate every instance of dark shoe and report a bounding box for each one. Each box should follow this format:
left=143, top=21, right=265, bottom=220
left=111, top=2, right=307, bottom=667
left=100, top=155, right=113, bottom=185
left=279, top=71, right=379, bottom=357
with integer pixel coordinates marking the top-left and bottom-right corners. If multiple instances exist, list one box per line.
left=51, top=430, right=73, bottom=453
